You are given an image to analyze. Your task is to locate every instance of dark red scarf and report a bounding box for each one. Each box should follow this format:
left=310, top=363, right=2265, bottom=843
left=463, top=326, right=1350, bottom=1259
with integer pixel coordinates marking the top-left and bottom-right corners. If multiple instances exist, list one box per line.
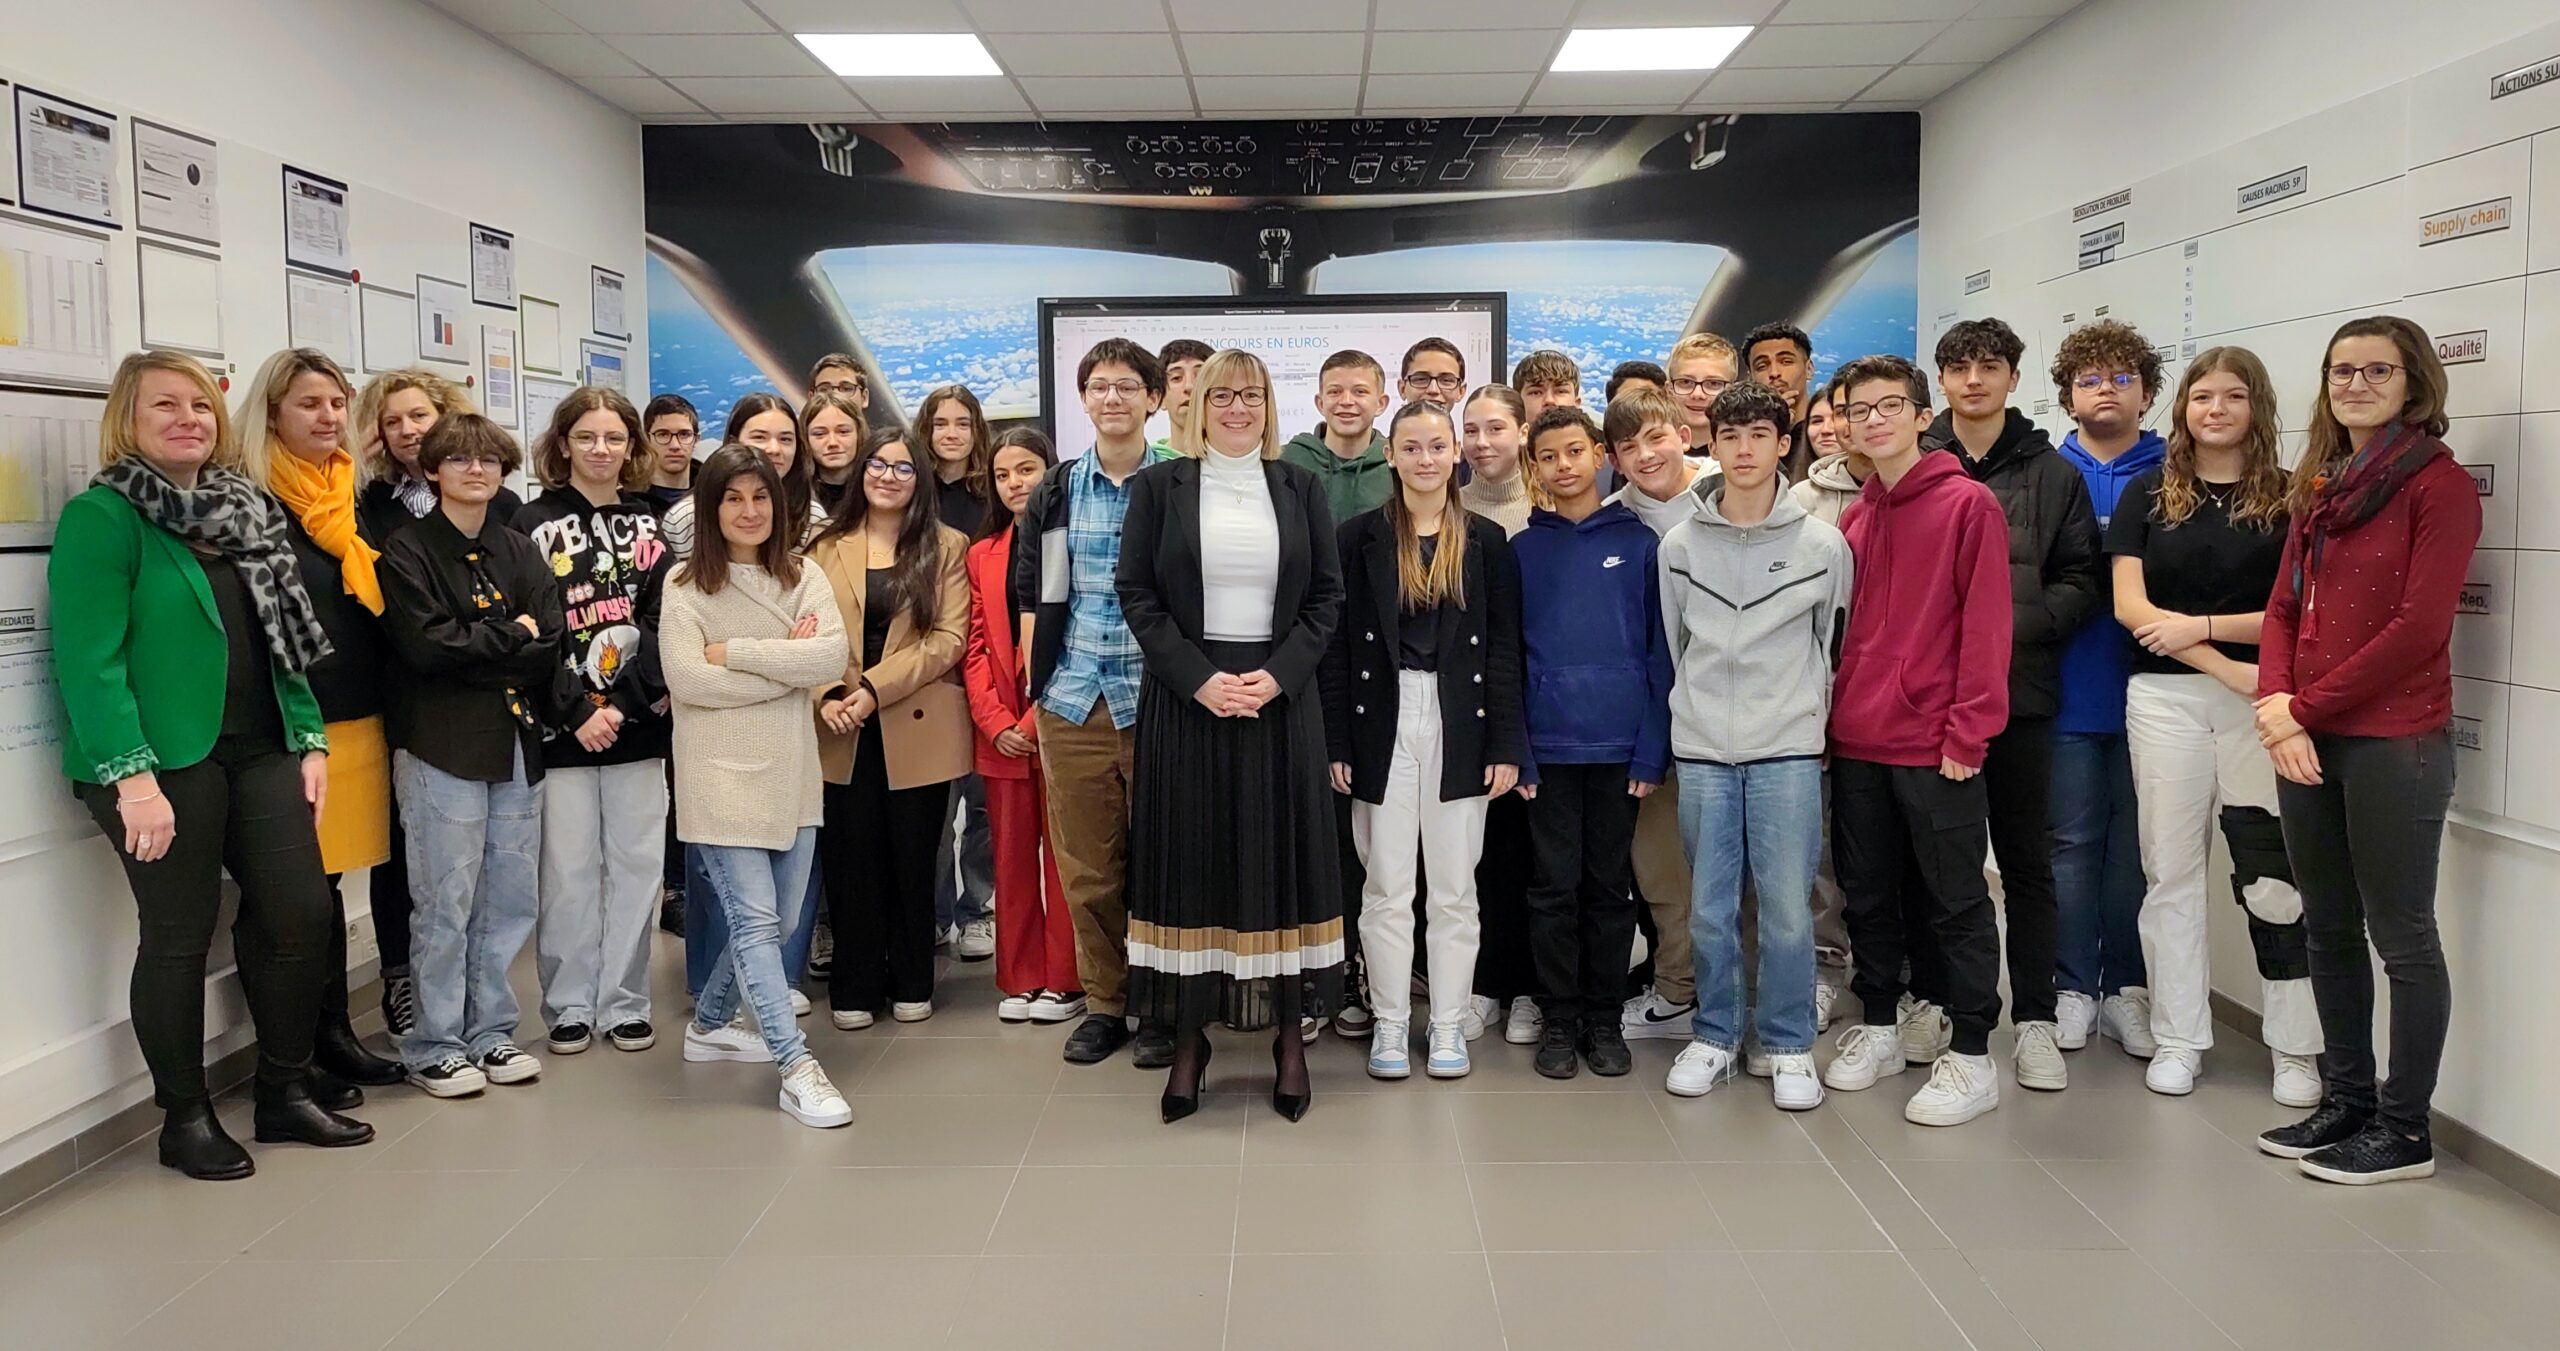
left=2288, top=420, right=2446, bottom=609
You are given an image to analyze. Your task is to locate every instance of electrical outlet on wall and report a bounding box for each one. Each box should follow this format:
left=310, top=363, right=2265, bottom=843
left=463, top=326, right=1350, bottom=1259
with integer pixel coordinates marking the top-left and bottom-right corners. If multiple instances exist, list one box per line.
left=346, top=915, right=380, bottom=972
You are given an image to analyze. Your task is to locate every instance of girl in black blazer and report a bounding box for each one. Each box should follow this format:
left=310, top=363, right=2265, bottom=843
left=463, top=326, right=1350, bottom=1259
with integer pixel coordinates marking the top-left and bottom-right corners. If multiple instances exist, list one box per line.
left=1321, top=400, right=1526, bottom=1083
left=1117, top=348, right=1345, bottom=1124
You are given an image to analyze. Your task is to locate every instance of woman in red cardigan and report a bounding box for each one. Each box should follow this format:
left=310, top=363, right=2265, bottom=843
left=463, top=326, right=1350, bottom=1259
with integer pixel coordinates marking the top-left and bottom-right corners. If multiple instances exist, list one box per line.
left=964, top=427, right=1085, bottom=1022
left=2251, top=316, right=2479, bottom=1187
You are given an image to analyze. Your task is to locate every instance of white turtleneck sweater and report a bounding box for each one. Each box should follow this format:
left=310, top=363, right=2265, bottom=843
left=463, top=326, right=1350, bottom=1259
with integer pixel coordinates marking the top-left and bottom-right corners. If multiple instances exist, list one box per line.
left=1198, top=447, right=1279, bottom=641
left=1459, top=469, right=1531, bottom=537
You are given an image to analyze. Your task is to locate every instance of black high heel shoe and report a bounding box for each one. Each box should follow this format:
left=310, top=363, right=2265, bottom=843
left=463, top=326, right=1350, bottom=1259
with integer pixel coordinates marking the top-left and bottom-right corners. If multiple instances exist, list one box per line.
left=1161, top=1036, right=1211, bottom=1124
left=1270, top=1039, right=1311, bottom=1122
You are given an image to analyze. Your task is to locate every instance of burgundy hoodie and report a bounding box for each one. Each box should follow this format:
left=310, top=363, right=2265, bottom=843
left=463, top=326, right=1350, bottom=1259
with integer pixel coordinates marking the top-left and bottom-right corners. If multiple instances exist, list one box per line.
left=1830, top=450, right=2015, bottom=769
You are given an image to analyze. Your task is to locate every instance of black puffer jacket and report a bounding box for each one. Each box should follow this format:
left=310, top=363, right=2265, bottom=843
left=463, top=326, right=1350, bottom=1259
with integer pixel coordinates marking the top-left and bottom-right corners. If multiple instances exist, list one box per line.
left=1920, top=408, right=2102, bottom=721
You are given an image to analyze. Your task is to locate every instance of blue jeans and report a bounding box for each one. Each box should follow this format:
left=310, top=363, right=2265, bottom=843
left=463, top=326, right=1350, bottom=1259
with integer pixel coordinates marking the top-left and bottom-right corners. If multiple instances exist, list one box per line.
left=932, top=773, right=995, bottom=929
left=1677, top=757, right=1823, bottom=1055
left=694, top=829, right=819, bottom=1068
left=685, top=842, right=819, bottom=999
left=395, top=746, right=542, bottom=1069
left=2052, top=731, right=2146, bottom=998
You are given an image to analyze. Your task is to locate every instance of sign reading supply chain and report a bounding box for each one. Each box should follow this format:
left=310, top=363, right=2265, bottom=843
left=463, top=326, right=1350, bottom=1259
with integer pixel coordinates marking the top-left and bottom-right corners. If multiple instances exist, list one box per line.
left=2419, top=197, right=2512, bottom=246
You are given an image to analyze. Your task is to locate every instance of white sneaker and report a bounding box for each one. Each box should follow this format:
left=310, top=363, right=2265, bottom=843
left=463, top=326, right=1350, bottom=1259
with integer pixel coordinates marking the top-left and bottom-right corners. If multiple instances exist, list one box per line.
left=779, top=1057, right=852, bottom=1128
left=2272, top=1051, right=2322, bottom=1108
left=1898, top=996, right=1952, bottom=1064
left=1629, top=926, right=1650, bottom=971
left=2014, top=1021, right=2068, bottom=1092
left=956, top=917, right=996, bottom=961
left=891, top=1000, right=934, bottom=1023
left=1027, top=991, right=1087, bottom=1024
left=1426, top=1022, right=1471, bottom=1078
left=1504, top=996, right=1543, bottom=1046
left=998, top=992, right=1036, bottom=1022
left=1299, top=1015, right=1321, bottom=1044
left=1743, top=1035, right=1772, bottom=1078
left=1462, top=994, right=1499, bottom=1042
left=2099, top=988, right=2158, bottom=1059
left=1666, top=1042, right=1737, bottom=1098
left=830, top=1008, right=875, bottom=1031
left=1823, top=1024, right=1906, bottom=1092
left=2146, top=1047, right=2200, bottom=1096
left=1367, top=1020, right=1412, bottom=1079
left=683, top=1020, right=773, bottom=1063
left=1771, top=1053, right=1824, bottom=1111
left=934, top=923, right=958, bottom=949
left=2054, top=990, right=2097, bottom=1050
left=789, top=989, right=811, bottom=1018
left=1905, top=1051, right=2000, bottom=1126
left=1814, top=982, right=1839, bottom=1032
left=1622, top=987, right=1696, bottom=1041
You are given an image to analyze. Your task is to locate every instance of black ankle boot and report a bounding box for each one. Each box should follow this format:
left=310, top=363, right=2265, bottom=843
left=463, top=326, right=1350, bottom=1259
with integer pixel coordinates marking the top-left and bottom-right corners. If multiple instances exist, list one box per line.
left=159, top=1102, right=254, bottom=1181
left=308, top=1066, right=364, bottom=1112
left=253, top=1079, right=377, bottom=1148
left=315, top=1021, right=405, bottom=1087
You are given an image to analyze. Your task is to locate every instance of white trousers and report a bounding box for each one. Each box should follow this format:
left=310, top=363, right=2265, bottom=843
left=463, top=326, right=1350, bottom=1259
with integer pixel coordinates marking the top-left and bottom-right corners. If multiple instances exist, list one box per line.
left=1352, top=673, right=1488, bottom=1031
left=2124, top=675, right=2322, bottom=1055
left=535, top=760, right=671, bottom=1028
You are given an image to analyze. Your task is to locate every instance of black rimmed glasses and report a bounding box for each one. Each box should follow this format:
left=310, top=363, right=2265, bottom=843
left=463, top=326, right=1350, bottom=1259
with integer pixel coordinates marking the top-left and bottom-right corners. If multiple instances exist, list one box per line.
left=2326, top=362, right=2405, bottom=387
left=1205, top=387, right=1268, bottom=409
left=864, top=459, right=919, bottom=481
left=1843, top=395, right=1914, bottom=423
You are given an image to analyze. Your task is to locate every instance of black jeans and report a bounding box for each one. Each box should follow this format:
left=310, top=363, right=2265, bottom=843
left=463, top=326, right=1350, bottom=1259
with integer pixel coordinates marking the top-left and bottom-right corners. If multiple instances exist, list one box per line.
left=1472, top=791, right=1536, bottom=1001
left=2279, top=730, right=2455, bottom=1135
left=1523, top=761, right=1643, bottom=1024
left=1832, top=756, right=2003, bottom=1056
left=823, top=724, right=953, bottom=1011
left=79, top=743, right=333, bottom=1108
left=1982, top=717, right=2059, bottom=1025
left=370, top=805, right=412, bottom=969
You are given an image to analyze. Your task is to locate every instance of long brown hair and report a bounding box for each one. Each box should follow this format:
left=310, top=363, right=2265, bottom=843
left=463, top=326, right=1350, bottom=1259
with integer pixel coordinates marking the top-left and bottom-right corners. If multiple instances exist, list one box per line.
left=1385, top=400, right=1468, bottom=608
left=813, top=423, right=943, bottom=633
left=2290, top=315, right=2451, bottom=517
left=915, top=384, right=993, bottom=500
left=1466, top=382, right=1550, bottom=513
left=797, top=389, right=868, bottom=477
left=675, top=444, right=799, bottom=595
left=2157, top=346, right=2288, bottom=531
left=534, top=386, right=649, bottom=491
left=977, top=426, right=1056, bottom=544
left=723, top=392, right=811, bottom=545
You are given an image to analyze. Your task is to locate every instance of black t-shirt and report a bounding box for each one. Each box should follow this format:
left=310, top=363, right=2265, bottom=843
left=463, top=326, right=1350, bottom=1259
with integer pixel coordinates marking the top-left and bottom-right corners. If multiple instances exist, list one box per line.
left=862, top=567, right=894, bottom=670
left=2104, top=467, right=2287, bottom=676
left=201, top=552, right=286, bottom=750
left=642, top=481, right=690, bottom=515
left=937, top=481, right=989, bottom=538
left=1398, top=534, right=1441, bottom=672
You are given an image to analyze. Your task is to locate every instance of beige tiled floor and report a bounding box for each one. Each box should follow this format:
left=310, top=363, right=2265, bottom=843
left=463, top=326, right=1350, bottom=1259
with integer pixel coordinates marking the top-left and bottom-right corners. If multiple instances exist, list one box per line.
left=6, top=939, right=2559, bottom=1351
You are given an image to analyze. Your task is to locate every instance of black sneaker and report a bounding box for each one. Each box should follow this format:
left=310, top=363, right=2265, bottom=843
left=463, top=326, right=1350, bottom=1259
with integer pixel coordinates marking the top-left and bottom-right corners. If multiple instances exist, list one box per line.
left=1131, top=1020, right=1178, bottom=1070
left=658, top=887, right=685, bottom=936
left=546, top=1023, right=592, bottom=1055
left=1062, top=1014, right=1132, bottom=1064
left=2299, top=1121, right=2435, bottom=1186
left=407, top=1053, right=488, bottom=1098
left=1534, top=1015, right=1580, bottom=1079
left=476, top=1042, right=542, bottom=1085
left=1582, top=1020, right=1632, bottom=1077
left=607, top=1020, right=656, bottom=1052
left=2258, top=1100, right=2372, bottom=1159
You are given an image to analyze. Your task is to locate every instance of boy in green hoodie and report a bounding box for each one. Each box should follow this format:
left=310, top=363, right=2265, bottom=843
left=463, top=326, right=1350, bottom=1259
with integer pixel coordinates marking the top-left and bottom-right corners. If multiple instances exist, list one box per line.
left=1282, top=348, right=1395, bottom=526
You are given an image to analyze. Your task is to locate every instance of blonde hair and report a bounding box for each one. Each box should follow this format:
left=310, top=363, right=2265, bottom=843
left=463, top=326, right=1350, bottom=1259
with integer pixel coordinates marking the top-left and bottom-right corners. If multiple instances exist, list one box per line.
left=2159, top=346, right=2288, bottom=531
left=1385, top=401, right=1468, bottom=607
left=1174, top=349, right=1282, bottom=460
left=100, top=350, right=239, bottom=472
left=237, top=347, right=354, bottom=489
left=354, top=368, right=476, bottom=485
left=1667, top=331, right=1737, bottom=369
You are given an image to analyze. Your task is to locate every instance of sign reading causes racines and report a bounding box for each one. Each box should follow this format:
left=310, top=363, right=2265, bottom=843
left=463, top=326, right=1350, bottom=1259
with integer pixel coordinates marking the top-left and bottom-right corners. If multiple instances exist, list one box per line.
left=2237, top=166, right=2308, bottom=212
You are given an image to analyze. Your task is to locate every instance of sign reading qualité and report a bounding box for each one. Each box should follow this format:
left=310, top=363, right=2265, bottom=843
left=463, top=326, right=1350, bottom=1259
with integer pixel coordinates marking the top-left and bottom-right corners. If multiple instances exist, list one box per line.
left=2434, top=329, right=2488, bottom=365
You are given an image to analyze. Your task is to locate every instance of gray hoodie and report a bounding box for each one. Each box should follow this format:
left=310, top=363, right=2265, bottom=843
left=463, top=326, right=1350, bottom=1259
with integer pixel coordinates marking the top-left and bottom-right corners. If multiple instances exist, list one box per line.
left=1657, top=479, right=1853, bottom=764
left=1788, top=451, right=1866, bottom=529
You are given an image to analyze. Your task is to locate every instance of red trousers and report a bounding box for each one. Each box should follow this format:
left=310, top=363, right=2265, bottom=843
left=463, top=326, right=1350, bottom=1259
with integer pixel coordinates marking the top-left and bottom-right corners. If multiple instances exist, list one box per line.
left=987, top=767, right=1079, bottom=997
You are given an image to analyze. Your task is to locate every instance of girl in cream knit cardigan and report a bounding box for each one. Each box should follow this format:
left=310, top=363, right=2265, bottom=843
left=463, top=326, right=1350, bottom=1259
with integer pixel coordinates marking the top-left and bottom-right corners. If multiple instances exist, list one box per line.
left=660, top=447, right=853, bottom=1128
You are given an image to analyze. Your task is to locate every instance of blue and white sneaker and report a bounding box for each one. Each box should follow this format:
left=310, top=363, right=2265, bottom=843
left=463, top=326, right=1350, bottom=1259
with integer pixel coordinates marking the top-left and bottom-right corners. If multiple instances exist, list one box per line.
left=1426, top=1022, right=1471, bottom=1078
left=1367, top=1020, right=1411, bottom=1080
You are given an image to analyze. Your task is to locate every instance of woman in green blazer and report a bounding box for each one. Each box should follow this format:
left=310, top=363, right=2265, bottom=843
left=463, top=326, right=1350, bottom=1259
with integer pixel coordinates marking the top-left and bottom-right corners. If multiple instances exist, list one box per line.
left=49, top=350, right=375, bottom=1180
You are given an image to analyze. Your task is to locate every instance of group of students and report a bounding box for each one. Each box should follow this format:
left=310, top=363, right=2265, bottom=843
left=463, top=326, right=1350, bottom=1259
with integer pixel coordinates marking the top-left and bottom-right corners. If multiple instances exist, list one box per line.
left=56, top=307, right=2473, bottom=1189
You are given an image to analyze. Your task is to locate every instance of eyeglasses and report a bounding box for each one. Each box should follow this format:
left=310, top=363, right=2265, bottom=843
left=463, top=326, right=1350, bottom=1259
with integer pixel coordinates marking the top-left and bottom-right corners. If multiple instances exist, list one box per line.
left=1843, top=395, right=1915, bottom=423
left=813, top=378, right=865, bottom=397
left=1205, top=387, right=1268, bottom=409
left=864, top=459, right=918, bottom=481
left=1402, top=372, right=1466, bottom=392
left=568, top=431, right=630, bottom=451
left=441, top=451, right=506, bottom=469
left=2326, top=361, right=2405, bottom=387
left=1083, top=379, right=1147, bottom=401
left=1669, top=376, right=1732, bottom=396
left=648, top=428, right=698, bottom=445
left=2073, top=371, right=2140, bottom=392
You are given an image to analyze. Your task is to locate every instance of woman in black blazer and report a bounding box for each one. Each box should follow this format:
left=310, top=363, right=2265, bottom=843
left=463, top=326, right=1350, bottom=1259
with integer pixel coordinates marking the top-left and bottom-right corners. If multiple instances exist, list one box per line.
left=1117, top=348, right=1344, bottom=1124
left=1320, top=400, right=1526, bottom=1083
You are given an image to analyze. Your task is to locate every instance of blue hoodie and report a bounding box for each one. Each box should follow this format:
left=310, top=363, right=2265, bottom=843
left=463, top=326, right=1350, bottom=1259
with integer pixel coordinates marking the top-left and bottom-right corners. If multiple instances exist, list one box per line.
left=2054, top=429, right=2167, bottom=733
left=1511, top=502, right=1673, bottom=783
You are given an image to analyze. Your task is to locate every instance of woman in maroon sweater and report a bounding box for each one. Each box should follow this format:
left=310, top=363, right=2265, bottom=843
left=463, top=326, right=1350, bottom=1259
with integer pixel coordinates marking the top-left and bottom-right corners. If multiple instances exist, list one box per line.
left=2251, top=316, right=2479, bottom=1186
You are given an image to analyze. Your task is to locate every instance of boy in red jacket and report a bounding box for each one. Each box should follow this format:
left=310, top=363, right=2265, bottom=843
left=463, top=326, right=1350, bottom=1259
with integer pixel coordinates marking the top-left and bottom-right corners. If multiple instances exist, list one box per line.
left=1819, top=355, right=2015, bottom=1127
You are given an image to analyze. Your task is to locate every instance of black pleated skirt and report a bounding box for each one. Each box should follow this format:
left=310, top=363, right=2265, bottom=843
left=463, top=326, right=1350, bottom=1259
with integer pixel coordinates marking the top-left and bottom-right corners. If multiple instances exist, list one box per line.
left=1125, top=638, right=1345, bottom=1034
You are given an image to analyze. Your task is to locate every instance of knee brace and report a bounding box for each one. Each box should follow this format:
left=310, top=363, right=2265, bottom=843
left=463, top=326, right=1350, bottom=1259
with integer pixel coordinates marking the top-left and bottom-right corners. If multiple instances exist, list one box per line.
left=2220, top=805, right=2309, bottom=981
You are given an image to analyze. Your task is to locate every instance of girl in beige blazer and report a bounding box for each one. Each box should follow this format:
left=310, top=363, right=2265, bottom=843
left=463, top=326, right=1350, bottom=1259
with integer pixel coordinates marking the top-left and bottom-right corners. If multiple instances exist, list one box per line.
left=807, top=426, right=974, bottom=1027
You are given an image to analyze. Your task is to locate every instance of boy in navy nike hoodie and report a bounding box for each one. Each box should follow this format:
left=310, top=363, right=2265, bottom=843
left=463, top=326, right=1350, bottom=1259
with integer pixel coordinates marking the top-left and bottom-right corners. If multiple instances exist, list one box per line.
left=1511, top=407, right=1673, bottom=1080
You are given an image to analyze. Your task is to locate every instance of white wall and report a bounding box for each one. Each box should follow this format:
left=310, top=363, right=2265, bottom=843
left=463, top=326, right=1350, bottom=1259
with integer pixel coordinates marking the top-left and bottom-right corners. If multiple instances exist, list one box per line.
left=1925, top=0, right=2560, bottom=1174
left=0, top=0, right=642, bottom=1173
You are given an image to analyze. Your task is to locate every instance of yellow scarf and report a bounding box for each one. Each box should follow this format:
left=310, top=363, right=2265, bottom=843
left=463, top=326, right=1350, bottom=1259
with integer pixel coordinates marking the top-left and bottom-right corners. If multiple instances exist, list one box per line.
left=266, top=445, right=383, bottom=615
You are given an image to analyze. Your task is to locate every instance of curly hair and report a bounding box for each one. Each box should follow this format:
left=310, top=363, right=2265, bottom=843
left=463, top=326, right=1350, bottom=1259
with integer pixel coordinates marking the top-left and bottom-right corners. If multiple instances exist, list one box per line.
left=2159, top=346, right=2289, bottom=531
left=1933, top=317, right=2025, bottom=372
left=1708, top=380, right=1793, bottom=437
left=2050, top=320, right=2163, bottom=411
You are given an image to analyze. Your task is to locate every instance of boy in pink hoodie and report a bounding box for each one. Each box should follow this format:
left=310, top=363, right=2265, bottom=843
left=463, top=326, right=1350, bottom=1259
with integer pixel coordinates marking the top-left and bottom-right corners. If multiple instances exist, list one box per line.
left=1818, top=355, right=2015, bottom=1128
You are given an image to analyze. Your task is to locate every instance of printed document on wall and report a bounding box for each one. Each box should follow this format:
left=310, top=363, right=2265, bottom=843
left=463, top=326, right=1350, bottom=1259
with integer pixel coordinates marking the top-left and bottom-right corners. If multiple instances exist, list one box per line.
left=0, top=389, right=103, bottom=547
left=12, top=87, right=117, bottom=230
left=137, top=240, right=222, bottom=357
left=282, top=166, right=351, bottom=277
left=0, top=210, right=113, bottom=389
left=0, top=553, right=96, bottom=855
left=132, top=120, right=218, bottom=246
left=286, top=268, right=357, bottom=371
